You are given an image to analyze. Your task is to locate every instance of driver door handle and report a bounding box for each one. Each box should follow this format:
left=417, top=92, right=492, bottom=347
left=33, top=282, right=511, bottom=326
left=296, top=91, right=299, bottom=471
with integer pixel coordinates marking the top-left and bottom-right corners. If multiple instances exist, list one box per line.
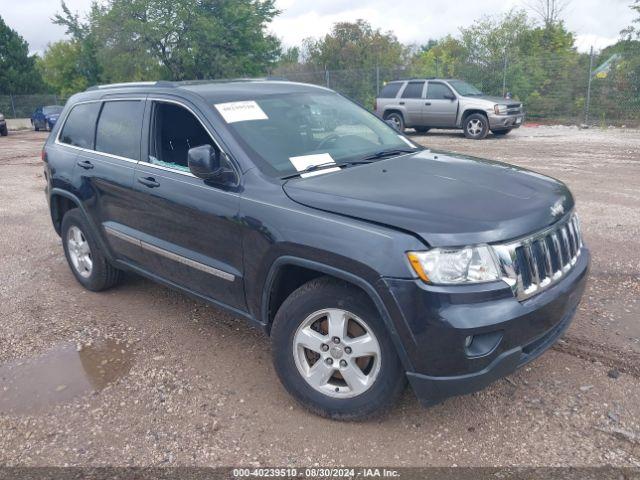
left=77, top=160, right=94, bottom=169
left=424, top=102, right=432, bottom=106
left=138, top=176, right=160, bottom=188
left=399, top=101, right=405, bottom=105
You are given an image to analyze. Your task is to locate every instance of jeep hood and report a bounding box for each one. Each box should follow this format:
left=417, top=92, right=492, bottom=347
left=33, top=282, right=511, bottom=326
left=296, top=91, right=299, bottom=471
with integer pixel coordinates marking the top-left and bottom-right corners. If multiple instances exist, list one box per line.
left=282, top=150, right=573, bottom=247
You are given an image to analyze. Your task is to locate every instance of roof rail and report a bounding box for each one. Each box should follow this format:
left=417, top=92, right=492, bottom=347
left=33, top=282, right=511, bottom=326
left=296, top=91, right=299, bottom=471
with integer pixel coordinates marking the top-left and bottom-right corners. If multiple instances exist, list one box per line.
left=86, top=81, right=176, bottom=91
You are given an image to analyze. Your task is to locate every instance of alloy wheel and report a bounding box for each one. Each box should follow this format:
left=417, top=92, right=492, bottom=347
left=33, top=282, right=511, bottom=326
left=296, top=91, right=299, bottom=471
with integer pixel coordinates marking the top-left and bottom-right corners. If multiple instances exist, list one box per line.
left=67, top=226, right=93, bottom=278
left=292, top=308, right=381, bottom=399
left=467, top=118, right=484, bottom=137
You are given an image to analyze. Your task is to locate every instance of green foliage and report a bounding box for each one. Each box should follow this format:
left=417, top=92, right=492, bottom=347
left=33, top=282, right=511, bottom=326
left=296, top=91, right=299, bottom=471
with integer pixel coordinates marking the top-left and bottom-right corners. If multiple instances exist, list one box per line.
left=38, top=41, right=91, bottom=97
left=94, top=0, right=281, bottom=81
left=0, top=15, right=44, bottom=94
left=52, top=1, right=102, bottom=87
left=303, top=20, right=407, bottom=71
left=287, top=20, right=407, bottom=106
left=40, top=0, right=282, bottom=95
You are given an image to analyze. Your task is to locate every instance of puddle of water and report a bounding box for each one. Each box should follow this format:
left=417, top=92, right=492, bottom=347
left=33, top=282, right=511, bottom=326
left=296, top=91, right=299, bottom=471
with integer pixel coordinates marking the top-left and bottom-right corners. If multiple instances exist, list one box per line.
left=0, top=339, right=133, bottom=414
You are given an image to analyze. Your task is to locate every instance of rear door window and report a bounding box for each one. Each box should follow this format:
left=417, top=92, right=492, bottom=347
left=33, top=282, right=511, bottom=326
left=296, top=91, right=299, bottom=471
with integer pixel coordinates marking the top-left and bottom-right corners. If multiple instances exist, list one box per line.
left=95, top=100, right=145, bottom=160
left=379, top=83, right=402, bottom=98
left=401, top=81, right=425, bottom=99
left=59, top=103, right=101, bottom=149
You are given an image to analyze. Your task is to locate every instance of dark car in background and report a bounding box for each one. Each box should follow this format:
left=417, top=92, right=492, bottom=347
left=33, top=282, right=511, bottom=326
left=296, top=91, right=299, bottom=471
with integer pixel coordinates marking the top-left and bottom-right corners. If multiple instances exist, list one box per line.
left=0, top=112, right=7, bottom=136
left=31, top=105, right=64, bottom=131
left=43, top=80, right=588, bottom=420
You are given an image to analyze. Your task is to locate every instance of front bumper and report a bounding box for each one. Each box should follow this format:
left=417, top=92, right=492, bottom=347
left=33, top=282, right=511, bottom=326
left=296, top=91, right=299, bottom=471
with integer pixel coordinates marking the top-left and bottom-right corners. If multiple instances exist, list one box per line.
left=381, top=247, right=589, bottom=406
left=488, top=112, right=525, bottom=130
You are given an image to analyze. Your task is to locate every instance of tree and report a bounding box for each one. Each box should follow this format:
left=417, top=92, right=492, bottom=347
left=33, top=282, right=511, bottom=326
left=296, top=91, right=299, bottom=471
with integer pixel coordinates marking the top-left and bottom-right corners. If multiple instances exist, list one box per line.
left=621, top=0, right=640, bottom=40
left=409, top=36, right=467, bottom=78
left=296, top=20, right=407, bottom=105
left=52, top=1, right=102, bottom=87
left=38, top=41, right=92, bottom=97
left=0, top=15, right=44, bottom=94
left=94, top=0, right=281, bottom=81
left=527, top=0, right=571, bottom=27
left=302, top=20, right=407, bottom=71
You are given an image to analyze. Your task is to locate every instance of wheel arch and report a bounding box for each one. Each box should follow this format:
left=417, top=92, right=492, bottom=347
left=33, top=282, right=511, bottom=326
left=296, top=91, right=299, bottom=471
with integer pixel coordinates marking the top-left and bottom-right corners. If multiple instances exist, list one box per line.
left=382, top=108, right=404, bottom=120
left=261, top=256, right=414, bottom=371
left=459, top=108, right=488, bottom=127
left=49, top=188, right=114, bottom=262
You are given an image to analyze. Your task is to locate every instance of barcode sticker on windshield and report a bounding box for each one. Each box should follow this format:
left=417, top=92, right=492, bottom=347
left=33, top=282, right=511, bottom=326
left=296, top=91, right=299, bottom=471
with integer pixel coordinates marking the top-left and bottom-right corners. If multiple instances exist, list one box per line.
left=290, top=153, right=340, bottom=178
left=214, top=101, right=268, bottom=123
left=398, top=135, right=417, bottom=148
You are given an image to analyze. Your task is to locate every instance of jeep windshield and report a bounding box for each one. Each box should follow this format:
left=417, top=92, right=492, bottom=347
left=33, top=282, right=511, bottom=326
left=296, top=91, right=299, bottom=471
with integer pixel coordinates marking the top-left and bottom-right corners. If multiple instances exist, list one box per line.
left=216, top=92, right=420, bottom=178
left=448, top=80, right=484, bottom=96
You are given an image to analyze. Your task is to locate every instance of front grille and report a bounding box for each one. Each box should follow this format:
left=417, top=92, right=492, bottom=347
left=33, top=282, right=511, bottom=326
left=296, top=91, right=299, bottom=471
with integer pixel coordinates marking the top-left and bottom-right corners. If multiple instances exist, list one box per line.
left=493, top=213, right=583, bottom=301
left=506, top=103, right=523, bottom=115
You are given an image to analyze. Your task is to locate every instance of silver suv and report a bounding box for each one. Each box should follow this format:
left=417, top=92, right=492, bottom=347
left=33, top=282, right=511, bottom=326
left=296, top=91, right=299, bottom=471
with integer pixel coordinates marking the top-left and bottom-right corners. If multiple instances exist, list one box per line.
left=374, top=78, right=525, bottom=140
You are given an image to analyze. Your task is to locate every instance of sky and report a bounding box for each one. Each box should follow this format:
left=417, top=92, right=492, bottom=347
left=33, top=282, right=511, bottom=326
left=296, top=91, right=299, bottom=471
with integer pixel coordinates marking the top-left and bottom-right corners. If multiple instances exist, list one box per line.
left=1, top=0, right=635, bottom=56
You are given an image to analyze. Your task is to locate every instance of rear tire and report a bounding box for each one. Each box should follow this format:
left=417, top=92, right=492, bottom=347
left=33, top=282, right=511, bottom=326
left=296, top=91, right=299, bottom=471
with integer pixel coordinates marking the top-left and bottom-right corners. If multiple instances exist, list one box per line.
left=61, top=209, right=122, bottom=292
left=35, top=125, right=40, bottom=132
left=271, top=277, right=406, bottom=420
left=0, top=127, right=7, bottom=136
left=414, top=127, right=430, bottom=134
left=384, top=112, right=405, bottom=132
left=463, top=113, right=489, bottom=140
left=492, top=129, right=511, bottom=136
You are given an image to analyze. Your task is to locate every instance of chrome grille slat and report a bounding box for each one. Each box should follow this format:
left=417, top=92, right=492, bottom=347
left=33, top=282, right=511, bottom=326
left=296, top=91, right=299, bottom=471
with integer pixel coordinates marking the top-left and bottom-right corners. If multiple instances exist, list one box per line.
left=495, top=213, right=583, bottom=301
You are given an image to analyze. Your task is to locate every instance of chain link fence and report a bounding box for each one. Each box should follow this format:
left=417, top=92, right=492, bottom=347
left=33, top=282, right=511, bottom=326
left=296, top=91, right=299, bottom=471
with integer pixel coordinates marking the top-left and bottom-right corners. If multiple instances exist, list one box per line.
left=3, top=49, right=638, bottom=127
left=0, top=95, right=65, bottom=119
left=275, top=50, right=640, bottom=127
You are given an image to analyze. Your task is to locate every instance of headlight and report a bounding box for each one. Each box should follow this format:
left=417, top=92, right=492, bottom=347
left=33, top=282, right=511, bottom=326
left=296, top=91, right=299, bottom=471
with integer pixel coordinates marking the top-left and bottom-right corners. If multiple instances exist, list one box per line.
left=407, top=246, right=500, bottom=284
left=494, top=104, right=508, bottom=115
left=0, top=114, right=4, bottom=121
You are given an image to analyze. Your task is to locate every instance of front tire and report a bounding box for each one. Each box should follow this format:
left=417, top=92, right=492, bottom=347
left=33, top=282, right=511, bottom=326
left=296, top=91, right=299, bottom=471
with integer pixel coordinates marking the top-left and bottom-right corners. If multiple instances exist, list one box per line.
left=271, top=277, right=406, bottom=420
left=0, top=127, right=7, bottom=136
left=384, top=112, right=405, bottom=132
left=61, top=209, right=121, bottom=291
left=463, top=113, right=489, bottom=140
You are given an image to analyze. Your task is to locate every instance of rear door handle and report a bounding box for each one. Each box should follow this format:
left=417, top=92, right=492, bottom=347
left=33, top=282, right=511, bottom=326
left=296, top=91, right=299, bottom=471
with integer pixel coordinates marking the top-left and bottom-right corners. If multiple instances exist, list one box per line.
left=77, top=160, right=94, bottom=169
left=138, top=176, right=160, bottom=188
left=424, top=102, right=432, bottom=106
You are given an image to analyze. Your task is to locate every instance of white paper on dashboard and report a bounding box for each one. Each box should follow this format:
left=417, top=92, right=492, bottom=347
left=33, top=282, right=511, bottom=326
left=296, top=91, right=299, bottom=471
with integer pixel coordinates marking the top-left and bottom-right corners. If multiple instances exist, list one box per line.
left=397, top=135, right=417, bottom=148
left=214, top=101, right=268, bottom=123
left=289, top=153, right=340, bottom=178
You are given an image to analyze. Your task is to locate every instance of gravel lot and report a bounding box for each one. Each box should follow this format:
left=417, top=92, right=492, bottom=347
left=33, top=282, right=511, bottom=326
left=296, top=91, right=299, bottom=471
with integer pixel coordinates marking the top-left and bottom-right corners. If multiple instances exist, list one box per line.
left=0, top=127, right=639, bottom=467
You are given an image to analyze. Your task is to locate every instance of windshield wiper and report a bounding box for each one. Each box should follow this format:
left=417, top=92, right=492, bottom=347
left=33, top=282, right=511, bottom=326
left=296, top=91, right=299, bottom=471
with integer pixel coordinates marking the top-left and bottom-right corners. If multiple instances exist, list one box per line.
left=280, top=160, right=373, bottom=180
left=360, top=148, right=416, bottom=162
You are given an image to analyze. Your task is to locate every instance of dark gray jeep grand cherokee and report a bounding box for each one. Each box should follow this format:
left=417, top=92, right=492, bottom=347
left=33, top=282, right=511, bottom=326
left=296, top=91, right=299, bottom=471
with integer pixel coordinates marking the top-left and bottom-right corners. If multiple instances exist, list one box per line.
left=43, top=80, right=589, bottom=420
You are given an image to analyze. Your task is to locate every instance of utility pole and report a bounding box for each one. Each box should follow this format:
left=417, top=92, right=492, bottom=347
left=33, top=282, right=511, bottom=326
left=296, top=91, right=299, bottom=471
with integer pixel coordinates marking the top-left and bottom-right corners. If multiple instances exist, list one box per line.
left=10, top=94, right=16, bottom=118
left=502, top=52, right=508, bottom=97
left=585, top=46, right=595, bottom=125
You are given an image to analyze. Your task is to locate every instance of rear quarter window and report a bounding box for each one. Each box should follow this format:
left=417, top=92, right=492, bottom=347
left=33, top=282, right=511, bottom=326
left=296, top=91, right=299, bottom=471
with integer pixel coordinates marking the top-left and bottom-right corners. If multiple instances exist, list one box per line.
left=379, top=83, right=402, bottom=98
left=59, top=103, right=102, bottom=149
left=95, top=101, right=145, bottom=160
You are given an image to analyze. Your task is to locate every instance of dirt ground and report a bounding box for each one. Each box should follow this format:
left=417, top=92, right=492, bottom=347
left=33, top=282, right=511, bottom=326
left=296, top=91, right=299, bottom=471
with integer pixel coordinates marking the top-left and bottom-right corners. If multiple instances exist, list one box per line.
left=0, top=126, right=639, bottom=467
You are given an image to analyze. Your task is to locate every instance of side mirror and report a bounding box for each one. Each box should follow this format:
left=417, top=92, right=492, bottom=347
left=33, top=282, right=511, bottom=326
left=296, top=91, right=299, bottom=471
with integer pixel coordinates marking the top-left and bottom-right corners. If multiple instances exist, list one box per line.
left=385, top=119, right=400, bottom=131
left=445, top=94, right=456, bottom=101
left=188, top=145, right=223, bottom=179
